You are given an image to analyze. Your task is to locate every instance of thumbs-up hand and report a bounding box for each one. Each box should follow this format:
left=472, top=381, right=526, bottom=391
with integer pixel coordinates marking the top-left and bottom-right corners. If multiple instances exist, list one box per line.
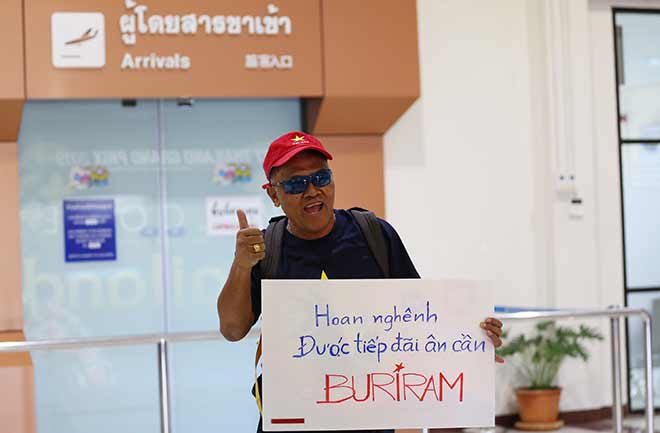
left=234, top=209, right=266, bottom=269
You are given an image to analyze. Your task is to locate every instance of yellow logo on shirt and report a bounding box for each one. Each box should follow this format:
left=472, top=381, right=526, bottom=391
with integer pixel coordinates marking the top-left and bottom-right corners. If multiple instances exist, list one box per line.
left=321, top=270, right=328, bottom=280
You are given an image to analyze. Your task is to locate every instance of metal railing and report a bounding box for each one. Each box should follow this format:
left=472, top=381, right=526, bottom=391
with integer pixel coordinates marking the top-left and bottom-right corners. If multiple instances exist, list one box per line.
left=496, top=306, right=654, bottom=433
left=0, top=307, right=654, bottom=433
left=0, top=329, right=257, bottom=433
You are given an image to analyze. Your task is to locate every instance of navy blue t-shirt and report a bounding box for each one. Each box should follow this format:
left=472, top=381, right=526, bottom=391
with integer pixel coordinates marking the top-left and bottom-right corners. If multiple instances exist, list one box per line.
left=250, top=209, right=419, bottom=319
left=250, top=209, right=419, bottom=433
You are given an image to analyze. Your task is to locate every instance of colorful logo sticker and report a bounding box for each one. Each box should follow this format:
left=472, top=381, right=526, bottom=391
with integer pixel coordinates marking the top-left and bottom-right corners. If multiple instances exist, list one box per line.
left=69, top=165, right=109, bottom=190
left=213, top=162, right=252, bottom=185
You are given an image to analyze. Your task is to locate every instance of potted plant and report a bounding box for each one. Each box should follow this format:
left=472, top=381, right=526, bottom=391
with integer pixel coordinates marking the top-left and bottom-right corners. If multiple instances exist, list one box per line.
left=496, top=321, right=603, bottom=431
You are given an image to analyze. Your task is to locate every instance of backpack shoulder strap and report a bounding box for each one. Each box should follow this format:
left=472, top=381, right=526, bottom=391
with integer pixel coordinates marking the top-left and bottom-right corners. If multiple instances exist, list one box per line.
left=259, top=216, right=287, bottom=279
left=349, top=208, right=390, bottom=278
left=255, top=215, right=286, bottom=415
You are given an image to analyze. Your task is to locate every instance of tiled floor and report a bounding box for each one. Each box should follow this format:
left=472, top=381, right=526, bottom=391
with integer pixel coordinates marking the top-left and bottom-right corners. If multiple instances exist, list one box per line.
left=496, top=415, right=659, bottom=433
left=396, top=416, right=660, bottom=433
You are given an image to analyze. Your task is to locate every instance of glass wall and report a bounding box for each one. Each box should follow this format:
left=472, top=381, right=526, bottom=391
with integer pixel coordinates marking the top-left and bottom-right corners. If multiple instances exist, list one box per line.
left=627, top=292, right=660, bottom=408
left=616, top=12, right=660, bottom=141
left=614, top=9, right=660, bottom=411
left=18, top=99, right=301, bottom=432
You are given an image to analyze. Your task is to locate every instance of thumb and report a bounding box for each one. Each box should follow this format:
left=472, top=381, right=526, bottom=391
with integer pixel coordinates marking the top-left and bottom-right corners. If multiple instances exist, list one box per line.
left=236, top=209, right=249, bottom=229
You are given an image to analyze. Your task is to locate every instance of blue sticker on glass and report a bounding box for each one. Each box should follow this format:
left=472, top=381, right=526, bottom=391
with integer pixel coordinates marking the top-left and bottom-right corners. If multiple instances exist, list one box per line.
left=63, top=199, right=117, bottom=262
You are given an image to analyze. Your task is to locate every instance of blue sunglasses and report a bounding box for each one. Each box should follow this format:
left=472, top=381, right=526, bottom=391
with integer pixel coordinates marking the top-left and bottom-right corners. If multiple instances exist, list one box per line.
left=270, top=168, right=333, bottom=194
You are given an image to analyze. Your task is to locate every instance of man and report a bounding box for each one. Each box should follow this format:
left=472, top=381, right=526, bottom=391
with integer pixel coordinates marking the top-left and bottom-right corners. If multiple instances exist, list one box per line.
left=217, top=131, right=503, bottom=433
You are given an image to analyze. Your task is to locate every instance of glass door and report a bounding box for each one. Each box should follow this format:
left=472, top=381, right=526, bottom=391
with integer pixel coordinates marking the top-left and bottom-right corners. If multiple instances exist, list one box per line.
left=18, top=98, right=301, bottom=432
left=19, top=100, right=165, bottom=433
left=161, top=99, right=301, bottom=433
left=613, top=9, right=660, bottom=411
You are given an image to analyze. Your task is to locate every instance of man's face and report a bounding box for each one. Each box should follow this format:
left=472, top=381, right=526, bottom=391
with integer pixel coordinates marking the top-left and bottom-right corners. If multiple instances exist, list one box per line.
left=267, top=151, right=336, bottom=239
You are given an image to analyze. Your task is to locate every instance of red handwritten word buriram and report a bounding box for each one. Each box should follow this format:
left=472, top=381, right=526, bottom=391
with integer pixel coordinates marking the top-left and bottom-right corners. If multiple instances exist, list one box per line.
left=316, top=371, right=464, bottom=404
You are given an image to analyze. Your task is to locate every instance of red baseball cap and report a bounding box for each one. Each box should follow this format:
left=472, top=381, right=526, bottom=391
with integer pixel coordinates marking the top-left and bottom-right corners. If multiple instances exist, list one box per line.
left=261, top=131, right=333, bottom=188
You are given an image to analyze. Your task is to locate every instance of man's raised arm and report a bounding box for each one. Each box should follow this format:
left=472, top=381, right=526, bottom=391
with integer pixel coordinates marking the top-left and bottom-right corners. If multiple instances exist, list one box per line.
left=217, top=209, right=266, bottom=341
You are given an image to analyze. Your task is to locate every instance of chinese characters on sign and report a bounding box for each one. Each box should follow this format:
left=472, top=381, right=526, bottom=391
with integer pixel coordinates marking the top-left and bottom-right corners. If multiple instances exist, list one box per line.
left=245, top=54, right=293, bottom=70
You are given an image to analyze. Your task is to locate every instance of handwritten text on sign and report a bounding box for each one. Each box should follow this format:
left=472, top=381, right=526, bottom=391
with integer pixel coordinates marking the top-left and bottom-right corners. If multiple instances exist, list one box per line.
left=261, top=279, right=495, bottom=431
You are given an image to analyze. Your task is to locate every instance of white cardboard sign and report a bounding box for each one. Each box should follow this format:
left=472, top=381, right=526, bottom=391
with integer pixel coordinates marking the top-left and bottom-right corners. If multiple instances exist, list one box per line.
left=262, top=279, right=495, bottom=431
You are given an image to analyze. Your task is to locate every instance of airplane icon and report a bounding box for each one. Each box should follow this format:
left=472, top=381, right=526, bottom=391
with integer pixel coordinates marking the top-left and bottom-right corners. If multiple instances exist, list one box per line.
left=65, top=28, right=98, bottom=45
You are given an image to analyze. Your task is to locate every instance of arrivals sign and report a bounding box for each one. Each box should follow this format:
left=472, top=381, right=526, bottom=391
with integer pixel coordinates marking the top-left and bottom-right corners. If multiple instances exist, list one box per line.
left=261, top=279, right=495, bottom=431
left=26, top=0, right=323, bottom=98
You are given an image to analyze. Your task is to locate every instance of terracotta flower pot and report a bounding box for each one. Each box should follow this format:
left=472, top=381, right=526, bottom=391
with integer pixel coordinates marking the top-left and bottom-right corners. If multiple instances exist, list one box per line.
left=516, top=388, right=561, bottom=423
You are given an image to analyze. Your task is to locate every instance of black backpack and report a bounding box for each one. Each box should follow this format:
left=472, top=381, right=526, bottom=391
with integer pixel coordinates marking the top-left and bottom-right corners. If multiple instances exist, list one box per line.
left=258, top=207, right=390, bottom=278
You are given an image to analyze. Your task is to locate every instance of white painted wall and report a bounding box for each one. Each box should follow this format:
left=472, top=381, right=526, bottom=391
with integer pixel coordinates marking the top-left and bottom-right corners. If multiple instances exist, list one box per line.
left=382, top=0, right=659, bottom=415
left=385, top=0, right=540, bottom=308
